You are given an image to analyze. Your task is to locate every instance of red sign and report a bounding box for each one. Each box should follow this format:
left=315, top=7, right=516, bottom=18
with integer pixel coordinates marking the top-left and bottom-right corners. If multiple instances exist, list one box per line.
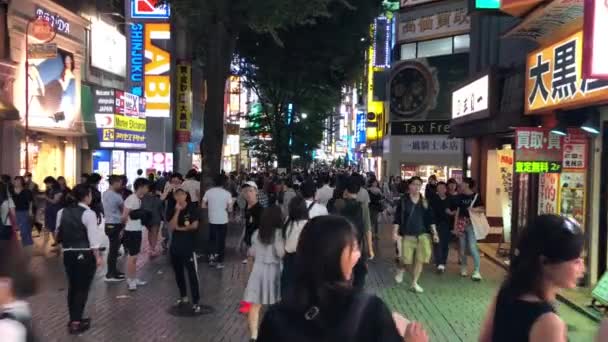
left=563, top=129, right=588, bottom=169
left=515, top=127, right=563, bottom=162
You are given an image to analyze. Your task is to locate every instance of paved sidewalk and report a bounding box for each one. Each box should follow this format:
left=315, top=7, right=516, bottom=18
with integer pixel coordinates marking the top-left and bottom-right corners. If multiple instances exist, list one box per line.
left=25, top=226, right=598, bottom=341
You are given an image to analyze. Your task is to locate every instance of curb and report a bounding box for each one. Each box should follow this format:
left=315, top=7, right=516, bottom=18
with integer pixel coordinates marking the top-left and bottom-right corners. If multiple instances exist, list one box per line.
left=479, top=244, right=602, bottom=323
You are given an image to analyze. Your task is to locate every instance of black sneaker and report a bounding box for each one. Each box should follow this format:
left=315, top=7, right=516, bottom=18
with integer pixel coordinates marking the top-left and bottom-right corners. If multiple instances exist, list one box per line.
left=104, top=274, right=125, bottom=282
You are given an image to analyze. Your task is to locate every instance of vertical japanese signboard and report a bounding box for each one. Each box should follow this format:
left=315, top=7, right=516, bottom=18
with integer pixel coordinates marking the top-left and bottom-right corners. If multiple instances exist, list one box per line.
left=176, top=63, right=191, bottom=143
left=496, top=149, right=514, bottom=242
left=538, top=173, right=560, bottom=215
left=526, top=30, right=608, bottom=114
left=515, top=128, right=563, bottom=173
left=356, top=113, right=366, bottom=145
left=562, top=128, right=588, bottom=170
left=126, top=0, right=171, bottom=118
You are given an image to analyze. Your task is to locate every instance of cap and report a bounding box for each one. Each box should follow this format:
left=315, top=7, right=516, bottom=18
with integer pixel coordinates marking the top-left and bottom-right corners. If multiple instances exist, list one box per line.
left=242, top=181, right=258, bottom=189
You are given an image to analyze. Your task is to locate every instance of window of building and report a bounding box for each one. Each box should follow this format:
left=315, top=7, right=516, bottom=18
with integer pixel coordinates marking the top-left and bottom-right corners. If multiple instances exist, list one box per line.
left=399, top=34, right=470, bottom=61
left=454, top=34, right=470, bottom=53
left=417, top=37, right=453, bottom=58
left=400, top=43, right=417, bottom=61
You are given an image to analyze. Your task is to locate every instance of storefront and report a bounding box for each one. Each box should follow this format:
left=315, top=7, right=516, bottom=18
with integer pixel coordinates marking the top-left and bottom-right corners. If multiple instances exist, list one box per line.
left=8, top=0, right=88, bottom=186
left=92, top=150, right=173, bottom=192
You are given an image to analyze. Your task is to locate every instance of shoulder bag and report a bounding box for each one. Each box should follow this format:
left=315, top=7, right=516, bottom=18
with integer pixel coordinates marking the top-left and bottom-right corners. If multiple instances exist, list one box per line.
left=468, top=194, right=490, bottom=240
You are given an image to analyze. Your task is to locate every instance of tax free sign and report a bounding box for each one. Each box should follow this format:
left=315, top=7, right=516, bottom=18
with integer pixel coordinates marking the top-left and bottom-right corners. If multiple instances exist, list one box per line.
left=126, top=0, right=171, bottom=118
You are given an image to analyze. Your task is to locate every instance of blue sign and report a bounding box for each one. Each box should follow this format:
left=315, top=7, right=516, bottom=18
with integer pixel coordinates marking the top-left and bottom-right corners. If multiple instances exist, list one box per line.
left=356, top=113, right=367, bottom=144
left=98, top=128, right=146, bottom=149
left=130, top=0, right=170, bottom=19
left=127, top=23, right=144, bottom=96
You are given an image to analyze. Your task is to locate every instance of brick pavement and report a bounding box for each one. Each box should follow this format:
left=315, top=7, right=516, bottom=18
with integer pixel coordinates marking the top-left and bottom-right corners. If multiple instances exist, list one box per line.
left=25, top=225, right=597, bottom=342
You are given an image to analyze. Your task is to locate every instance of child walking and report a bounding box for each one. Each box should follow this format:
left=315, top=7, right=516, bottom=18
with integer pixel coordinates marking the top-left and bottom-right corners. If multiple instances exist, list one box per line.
left=243, top=205, right=285, bottom=342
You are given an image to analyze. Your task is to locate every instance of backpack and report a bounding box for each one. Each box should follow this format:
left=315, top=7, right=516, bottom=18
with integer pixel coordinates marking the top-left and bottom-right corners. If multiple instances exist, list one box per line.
left=0, top=311, right=36, bottom=342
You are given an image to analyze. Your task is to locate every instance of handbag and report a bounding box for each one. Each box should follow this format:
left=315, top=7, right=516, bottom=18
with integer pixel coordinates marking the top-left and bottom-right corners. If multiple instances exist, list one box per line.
left=468, top=194, right=490, bottom=241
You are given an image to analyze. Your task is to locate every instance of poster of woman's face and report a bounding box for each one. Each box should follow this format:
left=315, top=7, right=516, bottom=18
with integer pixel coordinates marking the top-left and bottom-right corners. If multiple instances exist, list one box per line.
left=27, top=49, right=77, bottom=129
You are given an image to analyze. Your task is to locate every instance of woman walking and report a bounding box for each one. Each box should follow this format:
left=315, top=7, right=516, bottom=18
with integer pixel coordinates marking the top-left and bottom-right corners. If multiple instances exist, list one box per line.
left=280, top=196, right=309, bottom=297
left=243, top=205, right=285, bottom=342
left=168, top=187, right=203, bottom=314
left=258, top=215, right=428, bottom=342
left=479, top=215, right=585, bottom=342
left=56, top=184, right=104, bottom=334
left=12, top=177, right=34, bottom=252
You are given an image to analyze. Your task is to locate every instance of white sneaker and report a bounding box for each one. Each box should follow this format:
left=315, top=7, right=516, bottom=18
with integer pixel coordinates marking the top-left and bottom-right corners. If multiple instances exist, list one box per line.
left=394, top=270, right=404, bottom=284
left=437, top=265, right=445, bottom=273
left=472, top=271, right=483, bottom=281
left=411, top=283, right=424, bottom=293
left=460, top=268, right=468, bottom=277
left=127, top=280, right=137, bottom=291
left=242, top=258, right=248, bottom=264
left=135, top=279, right=147, bottom=286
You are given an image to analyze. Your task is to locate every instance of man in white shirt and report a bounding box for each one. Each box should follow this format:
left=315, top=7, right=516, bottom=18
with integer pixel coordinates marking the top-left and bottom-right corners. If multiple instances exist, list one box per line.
left=315, top=174, right=334, bottom=207
left=122, top=178, right=150, bottom=291
left=300, top=181, right=328, bottom=218
left=202, top=174, right=232, bottom=269
left=181, top=169, right=201, bottom=205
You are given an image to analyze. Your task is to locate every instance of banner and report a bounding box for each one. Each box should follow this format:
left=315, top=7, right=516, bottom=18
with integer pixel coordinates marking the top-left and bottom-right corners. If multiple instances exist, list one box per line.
left=496, top=149, right=514, bottom=242
left=560, top=172, right=586, bottom=227
left=538, top=173, right=560, bottom=215
left=563, top=129, right=588, bottom=170
left=176, top=63, right=192, bottom=143
left=515, top=127, right=563, bottom=173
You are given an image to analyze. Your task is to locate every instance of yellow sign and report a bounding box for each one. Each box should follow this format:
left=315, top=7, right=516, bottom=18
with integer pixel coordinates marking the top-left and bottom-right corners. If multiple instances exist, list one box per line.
left=176, top=63, right=192, bottom=143
left=366, top=44, right=385, bottom=142
left=114, top=115, right=146, bottom=132
left=526, top=30, right=608, bottom=114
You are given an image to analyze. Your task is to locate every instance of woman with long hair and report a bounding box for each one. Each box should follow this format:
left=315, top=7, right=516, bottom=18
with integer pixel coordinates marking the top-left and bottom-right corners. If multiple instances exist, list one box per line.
left=479, top=215, right=585, bottom=342
left=243, top=205, right=285, bottom=342
left=258, top=215, right=428, bottom=342
left=280, top=196, right=309, bottom=297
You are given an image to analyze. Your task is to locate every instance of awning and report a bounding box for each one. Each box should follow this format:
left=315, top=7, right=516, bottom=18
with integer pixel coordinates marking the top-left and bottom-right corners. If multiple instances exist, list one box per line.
left=0, top=98, right=19, bottom=121
left=502, top=0, right=583, bottom=45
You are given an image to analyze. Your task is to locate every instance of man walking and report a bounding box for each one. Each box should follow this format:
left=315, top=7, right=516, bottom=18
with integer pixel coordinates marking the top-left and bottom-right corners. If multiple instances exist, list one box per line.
left=122, top=178, right=150, bottom=291
left=202, top=174, right=232, bottom=269
left=102, top=175, right=125, bottom=282
left=300, top=181, right=328, bottom=218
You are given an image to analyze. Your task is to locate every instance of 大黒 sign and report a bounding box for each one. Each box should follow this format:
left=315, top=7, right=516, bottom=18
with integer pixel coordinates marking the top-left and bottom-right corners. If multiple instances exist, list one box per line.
left=526, top=30, right=608, bottom=114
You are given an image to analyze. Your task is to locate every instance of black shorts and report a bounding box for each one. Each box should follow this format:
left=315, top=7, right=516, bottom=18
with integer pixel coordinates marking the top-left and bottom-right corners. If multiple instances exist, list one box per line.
left=123, top=231, right=142, bottom=256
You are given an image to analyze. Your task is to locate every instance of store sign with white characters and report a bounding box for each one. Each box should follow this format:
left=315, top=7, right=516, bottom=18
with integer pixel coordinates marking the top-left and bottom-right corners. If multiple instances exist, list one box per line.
left=515, top=128, right=563, bottom=173
left=451, top=74, right=489, bottom=121
left=35, top=7, right=70, bottom=35
left=526, top=30, right=608, bottom=113
left=398, top=0, right=470, bottom=43
left=400, top=136, right=462, bottom=154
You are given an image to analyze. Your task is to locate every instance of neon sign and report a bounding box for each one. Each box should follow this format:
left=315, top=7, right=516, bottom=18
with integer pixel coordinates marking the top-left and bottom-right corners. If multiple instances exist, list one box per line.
left=128, top=23, right=144, bottom=96
left=144, top=23, right=171, bottom=117
left=131, top=0, right=170, bottom=19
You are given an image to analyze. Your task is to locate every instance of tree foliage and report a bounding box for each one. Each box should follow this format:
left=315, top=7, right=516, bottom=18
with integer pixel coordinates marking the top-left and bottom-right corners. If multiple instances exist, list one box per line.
left=236, top=0, right=382, bottom=169
left=164, top=0, right=344, bottom=176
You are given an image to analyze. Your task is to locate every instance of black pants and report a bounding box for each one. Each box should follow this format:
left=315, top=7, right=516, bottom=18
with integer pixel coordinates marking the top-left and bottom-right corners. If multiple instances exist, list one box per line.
left=370, top=209, right=380, bottom=236
left=105, top=224, right=124, bottom=276
left=434, top=222, right=451, bottom=266
left=209, top=224, right=228, bottom=262
left=353, top=258, right=368, bottom=290
left=281, top=253, right=296, bottom=298
left=63, top=251, right=96, bottom=322
left=170, top=252, right=200, bottom=304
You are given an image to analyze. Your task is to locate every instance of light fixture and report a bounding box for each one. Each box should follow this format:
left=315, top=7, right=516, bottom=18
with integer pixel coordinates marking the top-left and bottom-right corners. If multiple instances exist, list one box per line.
left=581, top=115, right=600, bottom=134
left=550, top=123, right=568, bottom=136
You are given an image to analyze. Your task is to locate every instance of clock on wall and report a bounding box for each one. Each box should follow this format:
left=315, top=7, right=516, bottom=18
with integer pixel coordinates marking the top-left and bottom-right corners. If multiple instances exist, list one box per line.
left=389, top=60, right=438, bottom=119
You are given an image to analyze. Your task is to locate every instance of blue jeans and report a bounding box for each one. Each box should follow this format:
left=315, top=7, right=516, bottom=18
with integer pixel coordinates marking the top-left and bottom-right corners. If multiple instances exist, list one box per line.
left=16, top=210, right=33, bottom=246
left=459, top=224, right=480, bottom=272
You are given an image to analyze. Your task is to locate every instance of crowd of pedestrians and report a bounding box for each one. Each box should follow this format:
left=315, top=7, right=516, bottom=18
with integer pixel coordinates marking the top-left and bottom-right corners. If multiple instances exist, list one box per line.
left=1, top=168, right=607, bottom=342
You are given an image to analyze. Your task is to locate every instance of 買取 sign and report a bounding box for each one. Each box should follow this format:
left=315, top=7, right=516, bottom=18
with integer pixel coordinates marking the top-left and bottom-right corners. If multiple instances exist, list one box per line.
left=515, top=127, right=563, bottom=173
left=526, top=30, right=608, bottom=114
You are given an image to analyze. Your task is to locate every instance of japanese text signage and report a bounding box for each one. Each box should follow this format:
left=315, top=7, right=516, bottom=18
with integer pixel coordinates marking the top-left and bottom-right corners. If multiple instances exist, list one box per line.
left=391, top=120, right=450, bottom=135
left=400, top=136, right=462, bottom=154
left=583, top=0, right=608, bottom=79
left=356, top=113, right=367, bottom=144
left=398, top=1, right=470, bottom=43
left=526, top=30, right=608, bottom=114
left=538, top=173, right=560, bottom=214
left=563, top=129, right=588, bottom=169
left=35, top=7, right=70, bottom=35
left=515, top=128, right=563, bottom=173
left=452, top=74, right=489, bottom=121
left=176, top=63, right=192, bottom=143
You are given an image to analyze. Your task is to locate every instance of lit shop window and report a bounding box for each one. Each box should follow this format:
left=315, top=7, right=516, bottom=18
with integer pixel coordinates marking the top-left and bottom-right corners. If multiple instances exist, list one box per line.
left=400, top=34, right=470, bottom=61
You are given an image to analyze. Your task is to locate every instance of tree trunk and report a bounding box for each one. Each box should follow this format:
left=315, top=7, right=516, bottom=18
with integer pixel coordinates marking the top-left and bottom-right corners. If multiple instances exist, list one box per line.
left=200, top=19, right=236, bottom=184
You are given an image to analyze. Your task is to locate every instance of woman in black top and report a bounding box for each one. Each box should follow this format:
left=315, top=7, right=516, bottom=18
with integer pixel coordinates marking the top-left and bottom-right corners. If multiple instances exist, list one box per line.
left=479, top=215, right=585, bottom=342
left=258, top=215, right=429, bottom=342
left=168, top=187, right=204, bottom=314
left=12, top=176, right=34, bottom=248
left=430, top=182, right=451, bottom=273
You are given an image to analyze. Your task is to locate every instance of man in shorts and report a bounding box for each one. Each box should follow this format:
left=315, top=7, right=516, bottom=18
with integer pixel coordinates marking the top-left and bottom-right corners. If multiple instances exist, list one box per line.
left=122, top=178, right=150, bottom=291
left=393, top=176, right=438, bottom=293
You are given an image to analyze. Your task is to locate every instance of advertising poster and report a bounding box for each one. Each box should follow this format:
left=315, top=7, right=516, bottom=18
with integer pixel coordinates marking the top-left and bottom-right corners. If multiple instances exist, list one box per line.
left=538, top=173, right=560, bottom=215
left=563, top=129, right=588, bottom=170
left=126, top=151, right=143, bottom=186
left=111, top=150, right=125, bottom=175
left=560, top=172, right=586, bottom=228
left=496, top=149, right=514, bottom=242
left=27, top=49, right=78, bottom=130
left=141, top=152, right=173, bottom=173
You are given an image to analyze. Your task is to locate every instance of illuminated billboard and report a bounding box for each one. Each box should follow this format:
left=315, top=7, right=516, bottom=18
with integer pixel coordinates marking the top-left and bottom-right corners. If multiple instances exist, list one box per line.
left=130, top=0, right=170, bottom=19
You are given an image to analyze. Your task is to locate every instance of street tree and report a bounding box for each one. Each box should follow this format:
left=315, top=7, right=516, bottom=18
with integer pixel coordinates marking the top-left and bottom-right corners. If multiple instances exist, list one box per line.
left=165, top=0, right=346, bottom=176
left=236, top=0, right=382, bottom=170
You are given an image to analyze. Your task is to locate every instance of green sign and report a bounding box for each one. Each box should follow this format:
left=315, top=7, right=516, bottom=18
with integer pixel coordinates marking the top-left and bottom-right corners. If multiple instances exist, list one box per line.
left=515, top=161, right=562, bottom=174
left=476, top=0, right=500, bottom=9
left=592, top=272, right=608, bottom=305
